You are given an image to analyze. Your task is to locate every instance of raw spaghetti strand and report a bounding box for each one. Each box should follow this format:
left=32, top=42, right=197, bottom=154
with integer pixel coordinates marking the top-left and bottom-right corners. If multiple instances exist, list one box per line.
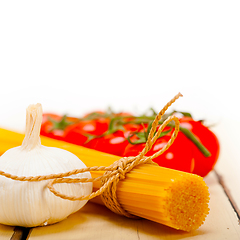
left=0, top=93, right=182, bottom=219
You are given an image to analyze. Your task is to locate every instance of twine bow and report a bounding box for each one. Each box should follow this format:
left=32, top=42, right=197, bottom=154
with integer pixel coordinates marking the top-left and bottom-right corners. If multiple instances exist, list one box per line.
left=0, top=93, right=182, bottom=218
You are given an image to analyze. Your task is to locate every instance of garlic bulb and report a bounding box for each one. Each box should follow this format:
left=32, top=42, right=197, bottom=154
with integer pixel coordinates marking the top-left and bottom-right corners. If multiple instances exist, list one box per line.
left=0, top=104, right=92, bottom=227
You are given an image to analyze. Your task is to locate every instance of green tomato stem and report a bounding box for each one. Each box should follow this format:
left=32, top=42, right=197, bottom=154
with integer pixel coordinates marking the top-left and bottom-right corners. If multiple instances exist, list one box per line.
left=179, top=126, right=211, bottom=157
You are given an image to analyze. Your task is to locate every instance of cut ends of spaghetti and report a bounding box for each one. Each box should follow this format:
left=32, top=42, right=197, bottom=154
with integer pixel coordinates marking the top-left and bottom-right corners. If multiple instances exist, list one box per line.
left=164, top=173, right=210, bottom=231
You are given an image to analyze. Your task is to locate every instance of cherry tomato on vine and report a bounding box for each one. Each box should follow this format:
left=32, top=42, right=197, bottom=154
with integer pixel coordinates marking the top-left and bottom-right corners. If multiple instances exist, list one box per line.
left=40, top=113, right=78, bottom=140
left=64, top=118, right=109, bottom=147
left=91, top=130, right=129, bottom=156
left=179, top=117, right=220, bottom=177
left=40, top=109, right=220, bottom=178
left=122, top=123, right=144, bottom=138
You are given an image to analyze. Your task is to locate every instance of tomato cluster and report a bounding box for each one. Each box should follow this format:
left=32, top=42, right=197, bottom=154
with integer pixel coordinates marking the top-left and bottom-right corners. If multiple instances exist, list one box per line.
left=40, top=110, right=220, bottom=177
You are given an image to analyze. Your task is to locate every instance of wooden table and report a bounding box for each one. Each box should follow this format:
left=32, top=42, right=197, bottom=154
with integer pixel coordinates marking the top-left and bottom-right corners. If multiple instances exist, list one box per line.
left=0, top=119, right=240, bottom=239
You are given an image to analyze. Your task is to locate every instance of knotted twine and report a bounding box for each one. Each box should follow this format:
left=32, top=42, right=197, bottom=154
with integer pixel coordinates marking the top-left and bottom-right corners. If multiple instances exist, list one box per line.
left=0, top=92, right=182, bottom=219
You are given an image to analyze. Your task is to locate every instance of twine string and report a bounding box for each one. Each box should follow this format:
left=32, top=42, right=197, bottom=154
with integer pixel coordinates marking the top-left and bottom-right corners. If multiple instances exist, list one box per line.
left=0, top=92, right=182, bottom=218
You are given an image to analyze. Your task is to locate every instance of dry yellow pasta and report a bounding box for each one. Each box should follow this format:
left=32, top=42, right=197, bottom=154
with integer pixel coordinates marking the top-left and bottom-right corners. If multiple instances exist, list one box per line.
left=0, top=127, right=209, bottom=231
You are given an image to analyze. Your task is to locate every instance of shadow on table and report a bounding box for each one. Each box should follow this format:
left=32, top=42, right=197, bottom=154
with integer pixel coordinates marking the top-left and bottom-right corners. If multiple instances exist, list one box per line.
left=30, top=202, right=206, bottom=240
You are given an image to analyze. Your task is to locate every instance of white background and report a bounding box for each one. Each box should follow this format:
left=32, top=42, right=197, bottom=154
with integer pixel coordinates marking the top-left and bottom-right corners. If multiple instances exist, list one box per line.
left=0, top=1, right=239, bottom=131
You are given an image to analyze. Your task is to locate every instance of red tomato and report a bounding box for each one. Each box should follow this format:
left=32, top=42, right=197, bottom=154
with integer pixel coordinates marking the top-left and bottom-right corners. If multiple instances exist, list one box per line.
left=64, top=118, right=109, bottom=147
left=89, top=122, right=146, bottom=156
left=122, top=123, right=144, bottom=138
left=91, top=130, right=129, bottom=156
left=179, top=117, right=220, bottom=177
left=40, top=113, right=78, bottom=140
left=123, top=131, right=194, bottom=173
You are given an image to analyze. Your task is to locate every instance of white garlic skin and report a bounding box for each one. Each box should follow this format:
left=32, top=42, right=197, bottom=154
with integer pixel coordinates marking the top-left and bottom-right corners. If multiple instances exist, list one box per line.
left=0, top=145, right=92, bottom=227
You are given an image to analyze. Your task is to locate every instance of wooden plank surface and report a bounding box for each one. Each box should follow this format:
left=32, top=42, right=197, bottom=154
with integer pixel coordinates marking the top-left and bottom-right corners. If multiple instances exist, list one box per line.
left=10, top=227, right=30, bottom=240
left=0, top=224, right=15, bottom=240
left=213, top=119, right=240, bottom=218
left=27, top=172, right=240, bottom=240
left=0, top=225, right=30, bottom=240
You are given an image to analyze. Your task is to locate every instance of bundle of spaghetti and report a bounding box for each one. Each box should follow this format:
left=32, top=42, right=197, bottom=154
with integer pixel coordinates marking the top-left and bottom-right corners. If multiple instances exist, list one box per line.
left=0, top=126, right=209, bottom=232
